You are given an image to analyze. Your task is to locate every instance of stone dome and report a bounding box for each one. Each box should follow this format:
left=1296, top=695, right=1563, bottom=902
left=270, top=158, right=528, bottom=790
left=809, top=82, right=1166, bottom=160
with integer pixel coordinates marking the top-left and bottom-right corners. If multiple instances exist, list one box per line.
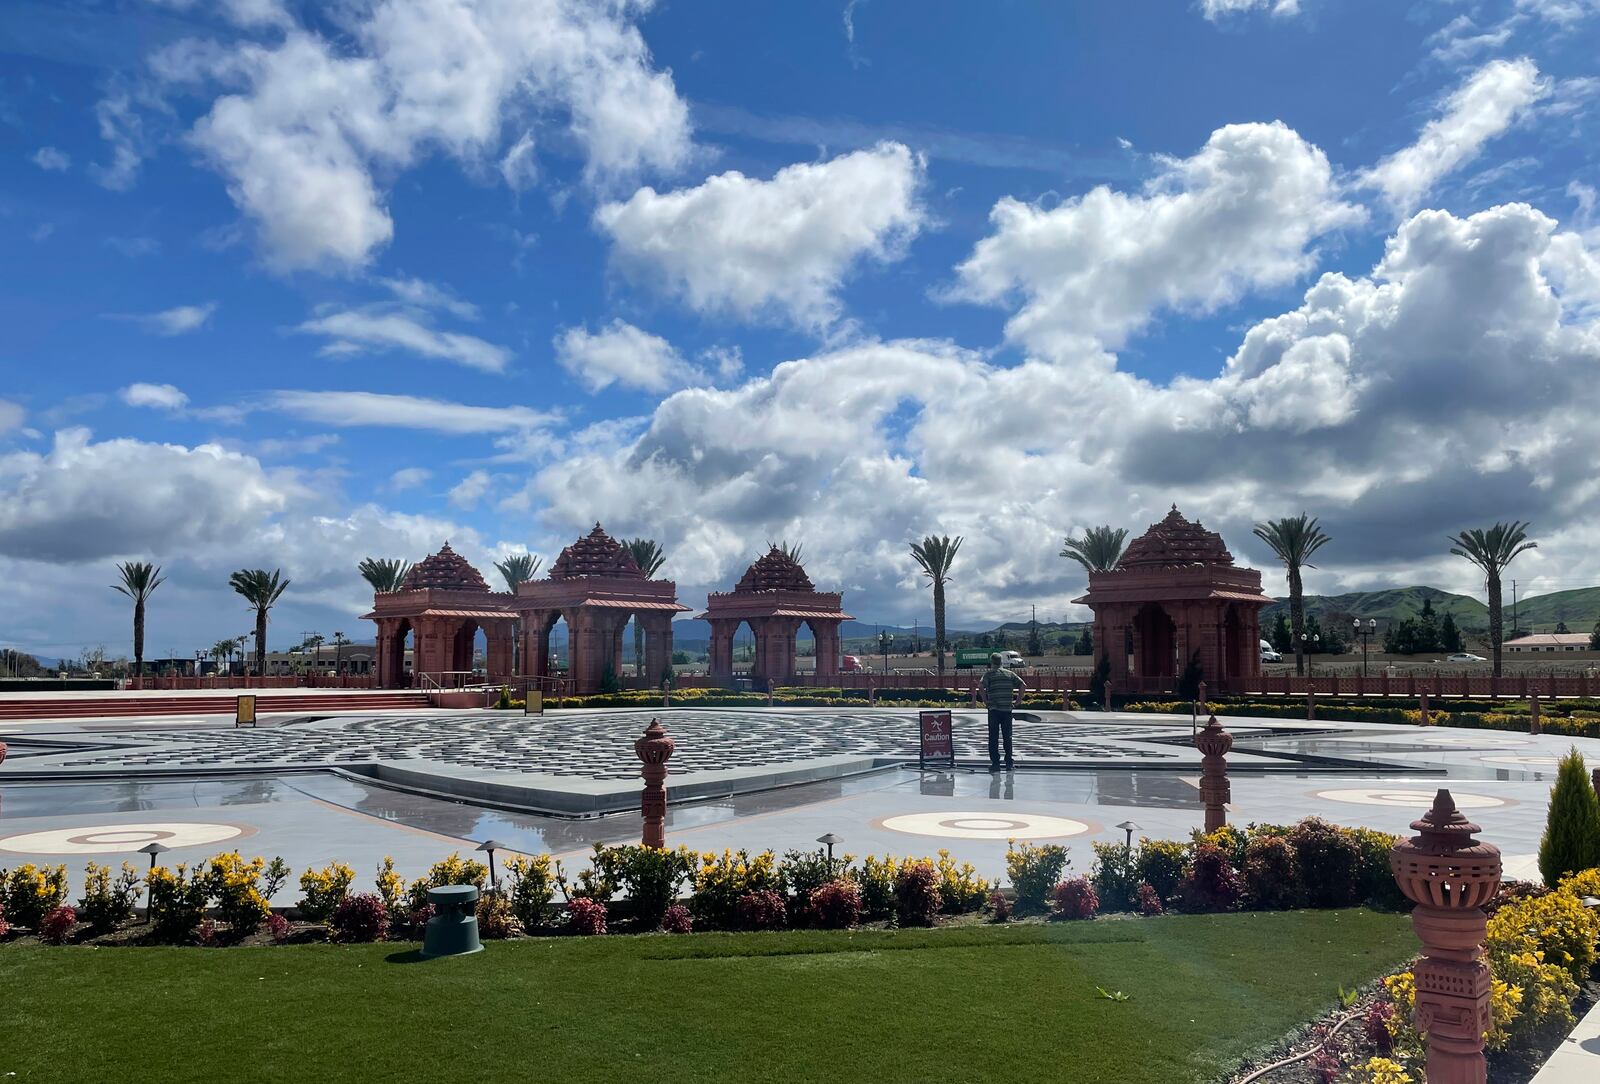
left=735, top=546, right=815, bottom=593
left=548, top=524, right=643, bottom=579
left=1117, top=506, right=1235, bottom=569
left=402, top=542, right=491, bottom=592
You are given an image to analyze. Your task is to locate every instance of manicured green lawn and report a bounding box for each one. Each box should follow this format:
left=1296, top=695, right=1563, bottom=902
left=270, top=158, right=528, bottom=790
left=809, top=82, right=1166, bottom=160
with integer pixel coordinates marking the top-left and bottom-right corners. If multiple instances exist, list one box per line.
left=1, top=909, right=1414, bottom=1083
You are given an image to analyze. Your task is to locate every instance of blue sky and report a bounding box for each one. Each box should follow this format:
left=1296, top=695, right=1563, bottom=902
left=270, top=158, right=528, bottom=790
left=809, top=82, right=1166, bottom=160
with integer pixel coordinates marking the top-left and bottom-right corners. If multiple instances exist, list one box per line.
left=2, top=0, right=1599, bottom=660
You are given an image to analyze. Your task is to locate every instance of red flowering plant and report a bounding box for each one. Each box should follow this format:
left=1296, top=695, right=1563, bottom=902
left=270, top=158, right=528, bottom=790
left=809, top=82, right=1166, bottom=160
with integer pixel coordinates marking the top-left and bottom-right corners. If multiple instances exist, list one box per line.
left=39, top=905, right=77, bottom=945
left=1051, top=877, right=1099, bottom=920
left=807, top=880, right=862, bottom=930
left=567, top=896, right=608, bottom=936
left=734, top=889, right=787, bottom=931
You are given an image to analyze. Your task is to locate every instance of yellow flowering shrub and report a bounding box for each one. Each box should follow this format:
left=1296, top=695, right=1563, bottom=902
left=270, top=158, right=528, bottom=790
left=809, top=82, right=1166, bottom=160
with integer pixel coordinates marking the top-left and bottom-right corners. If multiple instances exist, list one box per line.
left=406, top=852, right=489, bottom=911
left=1006, top=840, right=1069, bottom=910
left=2, top=863, right=69, bottom=929
left=505, top=854, right=557, bottom=930
left=78, top=861, right=140, bottom=930
left=689, top=849, right=779, bottom=928
left=1386, top=962, right=1535, bottom=1054
left=1341, top=1057, right=1414, bottom=1084
left=1491, top=949, right=1578, bottom=1047
left=374, top=856, right=405, bottom=913
left=297, top=861, right=355, bottom=923
left=146, top=863, right=208, bottom=942
left=205, top=852, right=274, bottom=934
left=1556, top=866, right=1600, bottom=900
left=934, top=850, right=991, bottom=913
left=1487, top=888, right=1599, bottom=981
left=852, top=855, right=900, bottom=919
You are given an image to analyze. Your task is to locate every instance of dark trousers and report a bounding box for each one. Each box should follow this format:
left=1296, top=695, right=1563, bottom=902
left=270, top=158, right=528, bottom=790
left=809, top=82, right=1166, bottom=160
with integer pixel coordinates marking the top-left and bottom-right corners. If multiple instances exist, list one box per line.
left=987, top=709, right=1014, bottom=767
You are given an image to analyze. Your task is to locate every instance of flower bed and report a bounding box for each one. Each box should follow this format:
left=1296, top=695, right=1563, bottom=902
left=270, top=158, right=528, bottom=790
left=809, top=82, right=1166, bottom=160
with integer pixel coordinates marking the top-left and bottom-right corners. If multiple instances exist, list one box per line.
left=1122, top=696, right=1600, bottom=737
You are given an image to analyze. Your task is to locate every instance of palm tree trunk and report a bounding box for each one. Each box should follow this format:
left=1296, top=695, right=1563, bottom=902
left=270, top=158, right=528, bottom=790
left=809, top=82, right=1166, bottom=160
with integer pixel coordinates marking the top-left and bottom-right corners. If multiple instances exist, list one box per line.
left=255, top=610, right=268, bottom=676
left=1488, top=572, right=1502, bottom=678
left=1289, top=563, right=1305, bottom=677
left=133, top=598, right=145, bottom=682
left=933, top=579, right=947, bottom=679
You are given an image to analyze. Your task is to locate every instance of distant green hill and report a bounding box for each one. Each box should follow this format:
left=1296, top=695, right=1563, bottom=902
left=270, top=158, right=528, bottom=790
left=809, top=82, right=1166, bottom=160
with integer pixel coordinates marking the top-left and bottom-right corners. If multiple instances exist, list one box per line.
left=1262, top=584, right=1600, bottom=634
left=1263, top=586, right=1487, bottom=630
left=1511, top=586, right=1600, bottom=632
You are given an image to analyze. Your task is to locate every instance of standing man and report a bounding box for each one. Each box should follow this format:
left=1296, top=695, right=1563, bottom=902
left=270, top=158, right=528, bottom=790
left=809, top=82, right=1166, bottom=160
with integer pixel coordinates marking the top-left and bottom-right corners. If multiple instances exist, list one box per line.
left=979, top=652, right=1027, bottom=772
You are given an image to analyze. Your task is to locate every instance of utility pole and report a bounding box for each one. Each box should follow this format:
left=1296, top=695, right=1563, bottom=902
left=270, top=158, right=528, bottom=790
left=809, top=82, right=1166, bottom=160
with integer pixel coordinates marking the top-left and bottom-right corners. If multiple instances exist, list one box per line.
left=1512, top=580, right=1519, bottom=641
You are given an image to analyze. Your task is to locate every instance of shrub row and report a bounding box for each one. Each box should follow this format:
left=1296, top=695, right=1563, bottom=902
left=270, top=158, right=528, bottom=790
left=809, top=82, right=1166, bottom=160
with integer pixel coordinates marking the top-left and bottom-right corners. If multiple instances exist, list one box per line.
left=1122, top=697, right=1600, bottom=737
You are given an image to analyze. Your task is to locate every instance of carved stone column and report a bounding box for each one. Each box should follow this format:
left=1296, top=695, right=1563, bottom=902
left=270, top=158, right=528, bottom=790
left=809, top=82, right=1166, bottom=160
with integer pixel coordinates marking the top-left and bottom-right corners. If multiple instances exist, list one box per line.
left=1529, top=691, right=1541, bottom=736
left=633, top=717, right=676, bottom=849
left=1390, top=790, right=1501, bottom=1084
left=1194, top=714, right=1233, bottom=833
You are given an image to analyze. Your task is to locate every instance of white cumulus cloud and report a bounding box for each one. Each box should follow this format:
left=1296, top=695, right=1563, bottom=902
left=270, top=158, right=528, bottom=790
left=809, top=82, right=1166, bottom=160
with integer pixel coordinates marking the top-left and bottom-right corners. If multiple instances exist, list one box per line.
left=596, top=142, right=926, bottom=330
left=120, top=383, right=191, bottom=411
left=949, top=122, right=1362, bottom=358
left=1358, top=58, right=1550, bottom=215
left=554, top=320, right=708, bottom=394
left=137, top=0, right=692, bottom=271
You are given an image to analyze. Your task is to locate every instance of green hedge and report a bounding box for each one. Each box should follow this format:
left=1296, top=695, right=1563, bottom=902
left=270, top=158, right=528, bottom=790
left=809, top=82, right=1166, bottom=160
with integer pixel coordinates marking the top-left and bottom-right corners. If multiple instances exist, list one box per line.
left=1122, top=697, right=1600, bottom=737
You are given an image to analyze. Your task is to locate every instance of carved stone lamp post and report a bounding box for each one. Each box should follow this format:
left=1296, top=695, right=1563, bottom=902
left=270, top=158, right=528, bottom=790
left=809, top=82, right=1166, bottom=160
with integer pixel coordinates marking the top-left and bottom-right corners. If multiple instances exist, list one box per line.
left=1389, top=789, right=1502, bottom=1084
left=633, top=717, right=676, bottom=849
left=1193, top=714, right=1233, bottom=833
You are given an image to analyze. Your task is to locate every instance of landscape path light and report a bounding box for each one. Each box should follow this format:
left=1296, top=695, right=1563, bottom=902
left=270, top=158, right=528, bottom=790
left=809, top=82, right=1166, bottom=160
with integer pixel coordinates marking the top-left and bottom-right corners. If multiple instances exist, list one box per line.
left=1115, top=820, right=1141, bottom=852
left=476, top=839, right=507, bottom=893
left=139, top=842, right=170, bottom=924
left=816, top=832, right=843, bottom=864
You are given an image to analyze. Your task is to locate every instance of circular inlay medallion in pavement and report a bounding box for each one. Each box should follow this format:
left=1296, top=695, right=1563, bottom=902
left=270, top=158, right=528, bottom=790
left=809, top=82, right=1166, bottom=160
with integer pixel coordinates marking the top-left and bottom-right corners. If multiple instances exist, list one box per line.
left=0, top=822, right=251, bottom=855
left=1482, top=755, right=1561, bottom=766
left=1313, top=788, right=1508, bottom=810
left=877, top=811, right=1090, bottom=840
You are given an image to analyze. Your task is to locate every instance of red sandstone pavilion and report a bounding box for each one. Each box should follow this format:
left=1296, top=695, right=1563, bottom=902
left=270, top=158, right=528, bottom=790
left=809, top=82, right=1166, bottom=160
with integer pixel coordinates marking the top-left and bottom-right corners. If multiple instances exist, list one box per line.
left=366, top=525, right=690, bottom=692
left=698, top=546, right=852, bottom=686
left=1075, top=506, right=1272, bottom=694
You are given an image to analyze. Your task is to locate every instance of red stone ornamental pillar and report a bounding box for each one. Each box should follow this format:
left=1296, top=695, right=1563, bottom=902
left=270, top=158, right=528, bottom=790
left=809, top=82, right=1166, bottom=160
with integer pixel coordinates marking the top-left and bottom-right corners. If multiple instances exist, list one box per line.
left=1194, top=714, right=1233, bottom=833
left=1420, top=688, right=1430, bottom=727
left=1529, top=691, right=1541, bottom=736
left=633, top=718, right=675, bottom=849
left=1389, top=789, right=1502, bottom=1084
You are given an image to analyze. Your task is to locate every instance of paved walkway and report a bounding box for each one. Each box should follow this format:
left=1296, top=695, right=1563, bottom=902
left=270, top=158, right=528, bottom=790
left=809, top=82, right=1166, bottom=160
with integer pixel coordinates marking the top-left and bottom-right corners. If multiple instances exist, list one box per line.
left=1530, top=994, right=1600, bottom=1082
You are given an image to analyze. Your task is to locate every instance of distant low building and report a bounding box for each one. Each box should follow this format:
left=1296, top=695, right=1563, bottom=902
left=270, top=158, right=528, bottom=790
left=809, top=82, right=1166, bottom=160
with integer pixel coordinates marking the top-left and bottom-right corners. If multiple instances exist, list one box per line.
left=1504, top=633, right=1593, bottom=653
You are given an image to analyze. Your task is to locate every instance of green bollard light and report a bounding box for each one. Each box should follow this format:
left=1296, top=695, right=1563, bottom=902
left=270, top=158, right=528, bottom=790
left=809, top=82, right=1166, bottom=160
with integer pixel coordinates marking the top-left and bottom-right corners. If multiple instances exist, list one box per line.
left=419, top=884, right=483, bottom=958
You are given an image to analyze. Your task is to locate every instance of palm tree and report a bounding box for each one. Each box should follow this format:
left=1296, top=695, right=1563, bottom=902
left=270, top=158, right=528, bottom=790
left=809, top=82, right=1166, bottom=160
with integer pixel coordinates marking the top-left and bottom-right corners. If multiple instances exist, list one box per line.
left=209, top=639, right=233, bottom=676
left=1253, top=514, right=1332, bottom=677
left=229, top=569, right=290, bottom=675
left=1449, top=521, right=1537, bottom=677
left=493, top=553, right=541, bottom=592
left=111, top=561, right=166, bottom=682
left=624, top=539, right=667, bottom=677
left=1060, top=526, right=1129, bottom=574
left=358, top=557, right=412, bottom=594
left=331, top=630, right=349, bottom=677
left=910, top=535, right=963, bottom=679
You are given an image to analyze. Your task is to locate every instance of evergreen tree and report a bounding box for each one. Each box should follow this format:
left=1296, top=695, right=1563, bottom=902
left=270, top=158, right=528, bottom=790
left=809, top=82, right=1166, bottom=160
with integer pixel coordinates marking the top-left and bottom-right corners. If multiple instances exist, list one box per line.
left=1270, top=613, right=1292, bottom=654
left=1439, top=613, right=1465, bottom=653
left=1416, top=598, right=1440, bottom=653
left=1554, top=620, right=1570, bottom=634
left=1027, top=612, right=1043, bottom=656
left=1074, top=626, right=1093, bottom=656
left=1591, top=621, right=1600, bottom=651
left=1537, top=748, right=1600, bottom=886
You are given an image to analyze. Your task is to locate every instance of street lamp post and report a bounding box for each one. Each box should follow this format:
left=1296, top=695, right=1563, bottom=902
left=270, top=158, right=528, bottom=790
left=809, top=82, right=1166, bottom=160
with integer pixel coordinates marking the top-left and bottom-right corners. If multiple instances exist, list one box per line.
left=1300, top=631, right=1321, bottom=675
left=879, top=631, right=894, bottom=674
left=1352, top=618, right=1377, bottom=679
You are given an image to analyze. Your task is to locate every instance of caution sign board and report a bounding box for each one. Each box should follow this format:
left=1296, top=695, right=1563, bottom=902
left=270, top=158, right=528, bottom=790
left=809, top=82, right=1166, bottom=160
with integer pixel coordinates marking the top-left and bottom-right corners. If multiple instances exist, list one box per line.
left=524, top=689, right=543, bottom=716
left=918, top=709, right=955, bottom=769
left=235, top=694, right=257, bottom=728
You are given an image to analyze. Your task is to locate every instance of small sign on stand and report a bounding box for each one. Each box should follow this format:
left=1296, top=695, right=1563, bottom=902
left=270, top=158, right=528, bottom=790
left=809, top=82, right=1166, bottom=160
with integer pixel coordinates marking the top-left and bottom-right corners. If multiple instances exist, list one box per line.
left=235, top=694, right=257, bottom=729
left=918, top=709, right=955, bottom=770
left=524, top=689, right=543, bottom=716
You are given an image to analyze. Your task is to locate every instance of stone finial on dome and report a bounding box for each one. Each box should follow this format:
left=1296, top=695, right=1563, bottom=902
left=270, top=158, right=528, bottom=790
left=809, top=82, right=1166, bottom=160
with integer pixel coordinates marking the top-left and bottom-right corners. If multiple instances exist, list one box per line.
left=735, top=545, right=815, bottom=593
left=548, top=523, right=644, bottom=579
left=1114, top=506, right=1235, bottom=570
left=401, top=541, right=491, bottom=592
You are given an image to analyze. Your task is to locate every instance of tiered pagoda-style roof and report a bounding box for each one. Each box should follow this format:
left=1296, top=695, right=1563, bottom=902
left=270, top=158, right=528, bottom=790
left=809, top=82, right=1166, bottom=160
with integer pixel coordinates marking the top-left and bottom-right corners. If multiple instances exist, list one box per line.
left=400, top=542, right=491, bottom=592
left=1116, top=506, right=1235, bottom=569
left=548, top=524, right=643, bottom=579
left=734, top=546, right=815, bottom=593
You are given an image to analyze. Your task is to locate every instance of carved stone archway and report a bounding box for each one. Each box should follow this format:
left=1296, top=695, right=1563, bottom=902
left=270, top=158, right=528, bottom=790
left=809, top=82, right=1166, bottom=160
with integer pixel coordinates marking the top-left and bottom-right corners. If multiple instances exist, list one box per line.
left=364, top=543, right=516, bottom=688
